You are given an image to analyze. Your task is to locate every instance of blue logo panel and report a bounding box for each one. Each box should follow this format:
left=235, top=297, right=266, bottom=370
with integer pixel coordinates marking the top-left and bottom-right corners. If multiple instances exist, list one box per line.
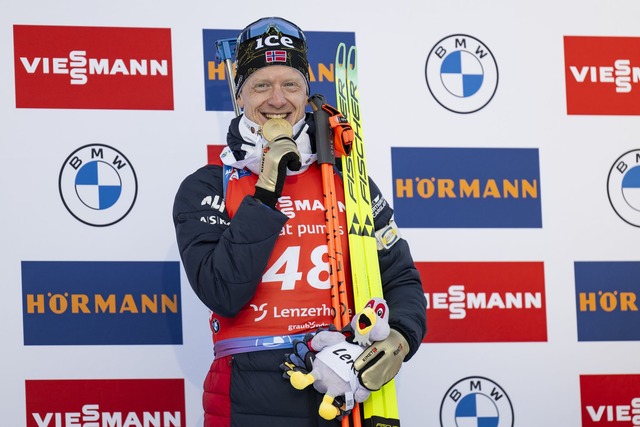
left=391, top=147, right=542, bottom=228
left=575, top=261, right=640, bottom=341
left=22, top=261, right=182, bottom=345
left=203, top=29, right=355, bottom=111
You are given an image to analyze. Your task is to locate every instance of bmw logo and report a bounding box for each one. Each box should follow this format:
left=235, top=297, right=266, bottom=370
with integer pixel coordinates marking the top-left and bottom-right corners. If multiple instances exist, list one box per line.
left=425, top=34, right=499, bottom=114
left=59, top=144, right=137, bottom=226
left=440, top=376, right=514, bottom=427
left=608, top=149, right=640, bottom=227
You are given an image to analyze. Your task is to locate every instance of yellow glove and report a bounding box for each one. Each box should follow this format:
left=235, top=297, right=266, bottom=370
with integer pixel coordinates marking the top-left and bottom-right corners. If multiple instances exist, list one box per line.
left=353, top=328, right=409, bottom=391
left=254, top=119, right=301, bottom=208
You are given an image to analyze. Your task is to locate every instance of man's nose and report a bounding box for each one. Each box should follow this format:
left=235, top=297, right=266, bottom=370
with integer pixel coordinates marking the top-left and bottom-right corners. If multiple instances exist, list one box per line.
left=268, top=86, right=287, bottom=107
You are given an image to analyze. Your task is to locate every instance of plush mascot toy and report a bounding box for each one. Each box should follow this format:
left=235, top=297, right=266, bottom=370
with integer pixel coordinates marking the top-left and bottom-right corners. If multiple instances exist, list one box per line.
left=282, top=298, right=391, bottom=420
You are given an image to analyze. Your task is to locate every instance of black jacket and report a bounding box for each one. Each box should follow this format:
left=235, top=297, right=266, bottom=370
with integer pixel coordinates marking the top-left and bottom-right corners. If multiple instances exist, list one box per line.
left=173, top=162, right=426, bottom=357
left=172, top=114, right=426, bottom=425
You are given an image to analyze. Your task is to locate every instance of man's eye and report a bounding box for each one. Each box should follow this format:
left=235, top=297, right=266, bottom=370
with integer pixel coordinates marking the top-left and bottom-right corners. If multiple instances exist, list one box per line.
left=283, top=82, right=301, bottom=90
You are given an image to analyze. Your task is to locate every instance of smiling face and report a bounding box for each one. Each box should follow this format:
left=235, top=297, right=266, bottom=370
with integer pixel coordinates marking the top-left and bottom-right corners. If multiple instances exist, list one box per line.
left=237, top=65, right=308, bottom=127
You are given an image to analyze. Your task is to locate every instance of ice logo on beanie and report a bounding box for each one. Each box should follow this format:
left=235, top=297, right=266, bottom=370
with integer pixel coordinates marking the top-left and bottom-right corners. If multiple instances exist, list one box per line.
left=254, top=34, right=296, bottom=50
left=255, top=34, right=296, bottom=65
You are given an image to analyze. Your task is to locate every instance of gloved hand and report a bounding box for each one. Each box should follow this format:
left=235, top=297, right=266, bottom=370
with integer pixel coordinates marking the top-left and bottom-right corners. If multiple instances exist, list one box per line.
left=280, top=332, right=316, bottom=379
left=280, top=327, right=354, bottom=421
left=254, top=118, right=301, bottom=208
left=280, top=325, right=341, bottom=378
left=353, top=328, right=409, bottom=391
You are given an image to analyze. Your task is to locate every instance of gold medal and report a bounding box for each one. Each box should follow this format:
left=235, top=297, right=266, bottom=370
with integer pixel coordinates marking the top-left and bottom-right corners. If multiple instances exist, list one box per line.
left=261, top=118, right=293, bottom=142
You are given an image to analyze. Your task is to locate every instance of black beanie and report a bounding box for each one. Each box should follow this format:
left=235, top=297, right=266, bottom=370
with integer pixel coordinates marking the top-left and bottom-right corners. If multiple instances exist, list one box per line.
left=234, top=17, right=311, bottom=98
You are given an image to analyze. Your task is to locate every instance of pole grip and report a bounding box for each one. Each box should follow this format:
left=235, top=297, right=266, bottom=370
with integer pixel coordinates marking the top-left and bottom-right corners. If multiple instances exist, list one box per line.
left=215, top=38, right=241, bottom=116
left=309, top=94, right=335, bottom=166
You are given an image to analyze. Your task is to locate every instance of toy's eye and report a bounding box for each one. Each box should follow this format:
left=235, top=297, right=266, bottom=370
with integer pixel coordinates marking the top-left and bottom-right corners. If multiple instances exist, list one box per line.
left=365, top=299, right=375, bottom=309
left=375, top=303, right=386, bottom=319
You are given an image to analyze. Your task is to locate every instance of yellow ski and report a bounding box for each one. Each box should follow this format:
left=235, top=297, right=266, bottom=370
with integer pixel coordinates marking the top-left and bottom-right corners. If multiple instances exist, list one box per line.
left=336, top=42, right=401, bottom=427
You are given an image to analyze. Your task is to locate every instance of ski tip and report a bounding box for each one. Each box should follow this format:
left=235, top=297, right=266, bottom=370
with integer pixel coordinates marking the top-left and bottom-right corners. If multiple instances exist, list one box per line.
left=347, top=45, right=357, bottom=70
left=336, top=42, right=347, bottom=66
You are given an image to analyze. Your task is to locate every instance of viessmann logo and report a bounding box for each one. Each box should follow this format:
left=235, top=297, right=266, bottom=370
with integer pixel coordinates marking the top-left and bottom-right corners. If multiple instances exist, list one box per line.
left=418, top=262, right=547, bottom=343
left=564, top=36, right=640, bottom=115
left=580, top=375, right=640, bottom=426
left=13, top=25, right=174, bottom=109
left=26, top=379, right=185, bottom=427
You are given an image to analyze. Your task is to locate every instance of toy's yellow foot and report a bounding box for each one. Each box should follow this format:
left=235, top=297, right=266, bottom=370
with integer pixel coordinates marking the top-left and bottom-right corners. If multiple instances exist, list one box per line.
left=289, top=371, right=315, bottom=390
left=318, top=395, right=340, bottom=420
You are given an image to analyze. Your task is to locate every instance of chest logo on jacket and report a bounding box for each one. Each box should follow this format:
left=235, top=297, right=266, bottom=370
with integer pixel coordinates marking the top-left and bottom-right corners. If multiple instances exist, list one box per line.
left=59, top=144, right=137, bottom=227
left=199, top=194, right=230, bottom=226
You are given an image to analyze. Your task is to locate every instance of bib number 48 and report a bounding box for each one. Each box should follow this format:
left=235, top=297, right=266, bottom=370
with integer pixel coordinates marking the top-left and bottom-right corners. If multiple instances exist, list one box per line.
left=262, top=245, right=331, bottom=290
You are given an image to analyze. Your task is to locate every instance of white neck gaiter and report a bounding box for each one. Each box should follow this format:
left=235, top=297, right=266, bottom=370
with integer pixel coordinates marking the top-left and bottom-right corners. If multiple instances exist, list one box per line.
left=220, top=115, right=317, bottom=175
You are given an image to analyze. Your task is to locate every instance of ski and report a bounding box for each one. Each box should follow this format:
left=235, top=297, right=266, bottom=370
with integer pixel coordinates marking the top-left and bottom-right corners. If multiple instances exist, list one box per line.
left=335, top=43, right=401, bottom=427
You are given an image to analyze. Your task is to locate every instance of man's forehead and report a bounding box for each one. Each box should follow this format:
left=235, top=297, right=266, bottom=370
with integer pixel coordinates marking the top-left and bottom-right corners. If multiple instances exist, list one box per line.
left=247, top=65, right=305, bottom=82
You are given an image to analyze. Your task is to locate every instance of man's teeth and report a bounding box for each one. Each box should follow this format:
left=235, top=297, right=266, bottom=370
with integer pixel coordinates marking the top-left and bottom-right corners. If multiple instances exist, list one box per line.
left=265, top=113, right=287, bottom=119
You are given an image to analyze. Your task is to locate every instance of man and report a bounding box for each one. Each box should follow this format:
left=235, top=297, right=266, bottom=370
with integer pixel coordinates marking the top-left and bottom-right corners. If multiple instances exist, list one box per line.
left=173, top=16, right=426, bottom=427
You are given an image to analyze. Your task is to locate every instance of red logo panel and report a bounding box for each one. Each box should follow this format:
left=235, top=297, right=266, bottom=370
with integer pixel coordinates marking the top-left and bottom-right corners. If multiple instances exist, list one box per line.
left=14, top=25, right=174, bottom=110
left=580, top=374, right=640, bottom=426
left=207, top=144, right=225, bottom=166
left=417, top=261, right=547, bottom=343
left=25, top=379, right=185, bottom=427
left=564, top=36, right=640, bottom=115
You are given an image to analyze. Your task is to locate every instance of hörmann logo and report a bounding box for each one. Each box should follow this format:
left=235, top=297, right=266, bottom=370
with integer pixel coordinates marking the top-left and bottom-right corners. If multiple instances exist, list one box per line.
left=575, top=261, right=640, bottom=341
left=418, top=262, right=547, bottom=343
left=22, top=261, right=182, bottom=345
left=564, top=36, right=640, bottom=115
left=392, top=147, right=542, bottom=228
left=202, top=29, right=355, bottom=111
left=26, top=379, right=185, bottom=427
left=14, top=25, right=173, bottom=109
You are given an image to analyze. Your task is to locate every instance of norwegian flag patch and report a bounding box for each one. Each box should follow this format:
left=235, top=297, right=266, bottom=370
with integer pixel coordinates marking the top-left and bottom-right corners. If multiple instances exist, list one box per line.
left=265, top=50, right=287, bottom=63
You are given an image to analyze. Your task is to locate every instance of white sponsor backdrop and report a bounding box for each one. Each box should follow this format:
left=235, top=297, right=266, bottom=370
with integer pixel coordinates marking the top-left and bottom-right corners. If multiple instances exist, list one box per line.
left=2, top=1, right=639, bottom=426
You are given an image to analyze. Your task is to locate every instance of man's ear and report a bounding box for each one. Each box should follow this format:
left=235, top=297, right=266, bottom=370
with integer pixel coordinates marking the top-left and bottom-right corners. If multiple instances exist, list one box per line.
left=236, top=95, right=244, bottom=108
